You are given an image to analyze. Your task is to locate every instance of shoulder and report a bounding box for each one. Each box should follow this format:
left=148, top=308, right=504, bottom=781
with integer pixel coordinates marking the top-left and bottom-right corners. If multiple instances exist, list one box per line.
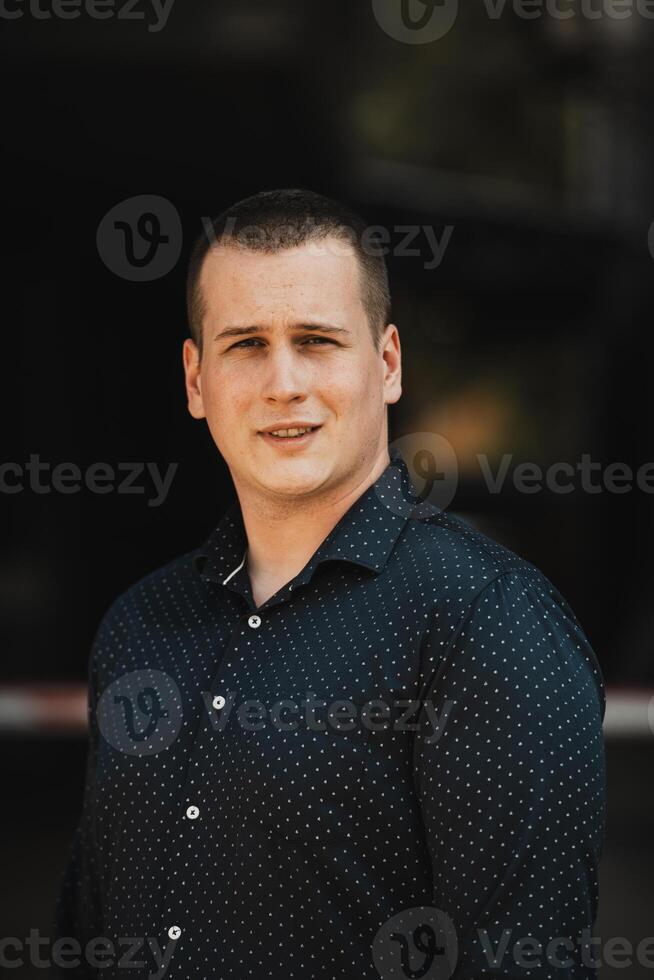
left=87, top=545, right=206, bottom=668
left=104, top=546, right=202, bottom=619
left=396, top=505, right=550, bottom=609
left=402, top=509, right=606, bottom=717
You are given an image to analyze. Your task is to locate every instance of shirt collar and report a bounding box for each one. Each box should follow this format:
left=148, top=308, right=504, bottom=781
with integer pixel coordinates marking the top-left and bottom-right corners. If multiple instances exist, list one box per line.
left=193, top=448, right=417, bottom=594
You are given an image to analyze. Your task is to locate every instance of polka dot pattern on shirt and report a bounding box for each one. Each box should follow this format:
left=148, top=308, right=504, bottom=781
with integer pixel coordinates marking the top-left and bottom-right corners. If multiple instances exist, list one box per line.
left=51, top=448, right=607, bottom=980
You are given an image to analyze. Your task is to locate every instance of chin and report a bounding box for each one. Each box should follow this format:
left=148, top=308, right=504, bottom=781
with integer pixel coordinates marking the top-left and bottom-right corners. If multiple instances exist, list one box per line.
left=259, top=465, right=329, bottom=495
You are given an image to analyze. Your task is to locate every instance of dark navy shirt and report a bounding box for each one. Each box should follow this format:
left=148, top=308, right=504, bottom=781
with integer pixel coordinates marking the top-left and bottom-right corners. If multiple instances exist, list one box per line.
left=51, top=448, right=607, bottom=980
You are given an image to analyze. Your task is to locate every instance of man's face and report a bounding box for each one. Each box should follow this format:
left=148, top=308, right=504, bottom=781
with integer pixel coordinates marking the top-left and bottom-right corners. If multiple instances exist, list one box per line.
left=183, top=237, right=401, bottom=503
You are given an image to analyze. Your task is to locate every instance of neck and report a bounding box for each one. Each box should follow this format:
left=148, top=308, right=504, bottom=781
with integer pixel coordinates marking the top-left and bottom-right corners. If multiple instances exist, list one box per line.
left=234, top=447, right=391, bottom=591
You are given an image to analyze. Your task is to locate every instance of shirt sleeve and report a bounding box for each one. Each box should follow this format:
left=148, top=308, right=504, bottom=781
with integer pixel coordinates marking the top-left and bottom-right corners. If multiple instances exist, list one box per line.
left=49, top=638, right=104, bottom=979
left=412, top=569, right=607, bottom=980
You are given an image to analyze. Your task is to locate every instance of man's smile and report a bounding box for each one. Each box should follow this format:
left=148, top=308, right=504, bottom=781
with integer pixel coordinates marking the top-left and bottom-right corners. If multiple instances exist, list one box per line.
left=258, top=424, right=322, bottom=448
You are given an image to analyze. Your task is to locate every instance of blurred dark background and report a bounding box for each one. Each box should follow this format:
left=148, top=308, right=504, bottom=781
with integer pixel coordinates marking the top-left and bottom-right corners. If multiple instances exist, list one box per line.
left=1, top=1, right=653, bottom=976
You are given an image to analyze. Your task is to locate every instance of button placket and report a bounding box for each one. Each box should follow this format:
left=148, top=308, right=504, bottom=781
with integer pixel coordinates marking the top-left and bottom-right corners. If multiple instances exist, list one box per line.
left=155, top=618, right=250, bottom=962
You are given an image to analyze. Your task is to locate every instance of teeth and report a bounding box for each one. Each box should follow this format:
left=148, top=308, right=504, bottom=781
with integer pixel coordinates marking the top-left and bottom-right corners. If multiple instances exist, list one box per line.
left=268, top=427, right=315, bottom=438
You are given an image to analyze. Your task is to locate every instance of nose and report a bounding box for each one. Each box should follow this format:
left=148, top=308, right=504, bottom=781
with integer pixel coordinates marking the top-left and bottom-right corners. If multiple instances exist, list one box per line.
left=261, top=341, right=309, bottom=404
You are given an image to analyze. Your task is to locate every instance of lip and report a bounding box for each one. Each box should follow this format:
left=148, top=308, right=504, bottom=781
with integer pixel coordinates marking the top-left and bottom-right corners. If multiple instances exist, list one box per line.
left=257, top=423, right=322, bottom=434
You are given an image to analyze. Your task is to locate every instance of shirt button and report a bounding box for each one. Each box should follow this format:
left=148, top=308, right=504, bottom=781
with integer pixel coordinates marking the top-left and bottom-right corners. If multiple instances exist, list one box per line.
left=212, top=694, right=226, bottom=710
left=186, top=805, right=200, bottom=820
left=168, top=926, right=181, bottom=940
left=248, top=614, right=262, bottom=629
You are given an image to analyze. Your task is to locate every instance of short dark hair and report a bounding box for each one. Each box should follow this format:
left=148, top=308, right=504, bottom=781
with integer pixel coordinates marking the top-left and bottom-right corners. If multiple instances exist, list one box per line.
left=186, top=188, right=391, bottom=357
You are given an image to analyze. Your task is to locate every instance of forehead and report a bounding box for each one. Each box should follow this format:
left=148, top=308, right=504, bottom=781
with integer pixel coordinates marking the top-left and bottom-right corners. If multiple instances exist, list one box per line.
left=198, top=238, right=365, bottom=322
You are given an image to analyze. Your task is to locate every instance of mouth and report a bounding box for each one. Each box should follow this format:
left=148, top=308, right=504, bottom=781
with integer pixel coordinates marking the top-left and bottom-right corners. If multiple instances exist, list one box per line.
left=258, top=424, right=322, bottom=448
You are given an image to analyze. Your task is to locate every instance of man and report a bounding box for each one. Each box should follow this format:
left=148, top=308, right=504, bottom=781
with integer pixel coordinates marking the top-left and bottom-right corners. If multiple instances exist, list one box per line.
left=52, top=188, right=606, bottom=980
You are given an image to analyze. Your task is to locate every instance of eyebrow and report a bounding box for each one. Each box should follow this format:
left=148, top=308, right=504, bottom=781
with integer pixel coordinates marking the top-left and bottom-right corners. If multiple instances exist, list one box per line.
left=213, top=323, right=351, bottom=342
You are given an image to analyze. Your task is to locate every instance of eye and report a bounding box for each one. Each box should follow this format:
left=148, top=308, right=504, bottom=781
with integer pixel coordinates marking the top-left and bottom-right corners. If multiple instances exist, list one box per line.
left=229, top=336, right=337, bottom=350
left=230, top=338, right=264, bottom=349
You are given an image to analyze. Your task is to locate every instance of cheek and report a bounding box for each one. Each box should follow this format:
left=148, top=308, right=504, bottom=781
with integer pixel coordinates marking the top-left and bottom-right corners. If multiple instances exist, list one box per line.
left=317, top=355, right=376, bottom=405
left=201, top=365, right=249, bottom=416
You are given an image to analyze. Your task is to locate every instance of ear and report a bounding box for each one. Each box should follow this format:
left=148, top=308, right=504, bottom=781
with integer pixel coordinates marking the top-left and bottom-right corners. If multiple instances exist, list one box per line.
left=381, top=324, right=402, bottom=406
left=183, top=338, right=206, bottom=419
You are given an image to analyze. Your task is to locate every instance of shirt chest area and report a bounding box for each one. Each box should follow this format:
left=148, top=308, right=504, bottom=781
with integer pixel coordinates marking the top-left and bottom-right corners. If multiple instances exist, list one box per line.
left=96, top=576, right=431, bottom=844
